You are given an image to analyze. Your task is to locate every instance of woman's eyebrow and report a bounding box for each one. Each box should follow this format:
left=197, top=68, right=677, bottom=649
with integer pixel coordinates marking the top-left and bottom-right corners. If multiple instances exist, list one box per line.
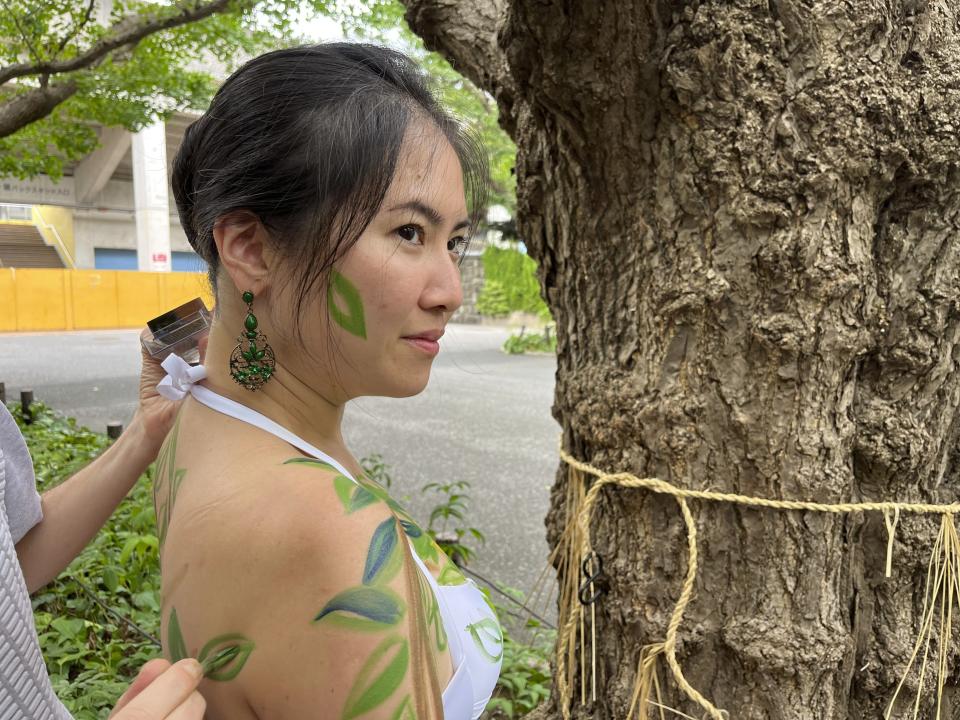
left=390, top=200, right=471, bottom=231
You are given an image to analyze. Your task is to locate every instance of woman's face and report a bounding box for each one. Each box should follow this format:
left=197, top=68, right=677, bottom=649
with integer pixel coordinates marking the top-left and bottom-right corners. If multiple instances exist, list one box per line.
left=286, top=128, right=470, bottom=400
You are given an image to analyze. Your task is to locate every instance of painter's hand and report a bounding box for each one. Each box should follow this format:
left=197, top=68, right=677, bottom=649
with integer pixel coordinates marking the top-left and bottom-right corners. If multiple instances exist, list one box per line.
left=109, top=658, right=206, bottom=719
left=132, top=329, right=208, bottom=458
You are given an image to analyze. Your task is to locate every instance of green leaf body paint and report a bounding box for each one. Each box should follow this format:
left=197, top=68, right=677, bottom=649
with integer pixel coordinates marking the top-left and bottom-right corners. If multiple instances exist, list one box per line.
left=467, top=618, right=504, bottom=663
left=286, top=453, right=482, bottom=698
left=349, top=485, right=380, bottom=514
left=328, top=270, right=367, bottom=339
left=342, top=635, right=409, bottom=720
left=390, top=696, right=416, bottom=720
left=167, top=607, right=188, bottom=662
left=198, top=633, right=256, bottom=682
left=363, top=519, right=401, bottom=586
left=437, top=563, right=467, bottom=587
left=334, top=475, right=356, bottom=507
left=155, top=415, right=186, bottom=547
left=399, top=519, right=421, bottom=538
left=314, top=587, right=406, bottom=629
left=409, top=554, right=448, bottom=655
left=282, top=457, right=339, bottom=473
left=411, top=532, right=441, bottom=565
left=167, top=609, right=256, bottom=682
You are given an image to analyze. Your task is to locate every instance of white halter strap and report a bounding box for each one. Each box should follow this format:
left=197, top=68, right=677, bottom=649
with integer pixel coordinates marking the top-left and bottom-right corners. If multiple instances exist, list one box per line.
left=156, top=353, right=356, bottom=481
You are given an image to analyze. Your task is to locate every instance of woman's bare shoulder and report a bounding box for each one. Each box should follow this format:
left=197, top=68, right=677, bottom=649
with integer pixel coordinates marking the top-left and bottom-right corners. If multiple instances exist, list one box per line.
left=163, top=442, right=393, bottom=581
left=157, top=446, right=424, bottom=719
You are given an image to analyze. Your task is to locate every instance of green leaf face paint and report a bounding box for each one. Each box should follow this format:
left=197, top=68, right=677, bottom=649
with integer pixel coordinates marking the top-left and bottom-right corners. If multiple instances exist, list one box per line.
left=328, top=270, right=367, bottom=339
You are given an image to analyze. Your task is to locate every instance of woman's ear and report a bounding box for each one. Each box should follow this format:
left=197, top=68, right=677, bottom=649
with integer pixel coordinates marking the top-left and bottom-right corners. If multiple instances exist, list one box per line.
left=212, top=211, right=273, bottom=295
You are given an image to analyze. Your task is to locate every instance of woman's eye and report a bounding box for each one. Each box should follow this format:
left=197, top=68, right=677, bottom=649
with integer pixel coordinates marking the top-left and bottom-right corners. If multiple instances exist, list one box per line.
left=397, top=225, right=423, bottom=244
left=447, top=237, right=469, bottom=257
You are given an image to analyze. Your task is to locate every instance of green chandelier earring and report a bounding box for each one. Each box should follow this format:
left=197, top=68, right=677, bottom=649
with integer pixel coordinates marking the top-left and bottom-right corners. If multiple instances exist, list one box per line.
left=229, top=290, right=276, bottom=391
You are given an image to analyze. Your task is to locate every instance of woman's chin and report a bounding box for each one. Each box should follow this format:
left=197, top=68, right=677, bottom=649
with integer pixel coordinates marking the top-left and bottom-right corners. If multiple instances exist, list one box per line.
left=380, top=371, right=431, bottom=398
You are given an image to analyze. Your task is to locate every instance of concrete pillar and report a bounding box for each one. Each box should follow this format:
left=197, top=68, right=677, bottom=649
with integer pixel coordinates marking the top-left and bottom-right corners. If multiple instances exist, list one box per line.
left=132, top=121, right=171, bottom=272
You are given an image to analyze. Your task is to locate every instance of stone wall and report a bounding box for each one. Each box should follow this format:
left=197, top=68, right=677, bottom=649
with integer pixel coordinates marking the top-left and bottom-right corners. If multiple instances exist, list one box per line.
left=452, top=253, right=484, bottom=323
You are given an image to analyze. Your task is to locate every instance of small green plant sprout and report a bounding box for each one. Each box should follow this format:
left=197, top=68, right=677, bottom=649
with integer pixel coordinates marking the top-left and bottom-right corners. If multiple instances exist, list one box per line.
left=421, top=480, right=486, bottom=565
left=361, top=453, right=392, bottom=489
left=484, top=586, right=555, bottom=719
left=503, top=325, right=557, bottom=355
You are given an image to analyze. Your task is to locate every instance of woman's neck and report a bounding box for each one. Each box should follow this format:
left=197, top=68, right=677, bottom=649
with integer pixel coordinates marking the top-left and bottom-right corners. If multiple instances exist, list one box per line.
left=199, top=316, right=348, bottom=455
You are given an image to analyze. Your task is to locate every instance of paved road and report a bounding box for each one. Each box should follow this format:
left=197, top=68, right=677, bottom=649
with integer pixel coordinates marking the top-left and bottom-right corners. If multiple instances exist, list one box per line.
left=0, top=324, right=560, bottom=622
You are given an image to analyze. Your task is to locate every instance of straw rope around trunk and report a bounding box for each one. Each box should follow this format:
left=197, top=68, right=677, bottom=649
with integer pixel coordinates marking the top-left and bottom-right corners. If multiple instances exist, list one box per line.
left=556, top=443, right=960, bottom=720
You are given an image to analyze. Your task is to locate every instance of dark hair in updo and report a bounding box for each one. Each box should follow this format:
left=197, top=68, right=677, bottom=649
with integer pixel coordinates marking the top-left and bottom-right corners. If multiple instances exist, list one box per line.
left=172, top=43, right=488, bottom=321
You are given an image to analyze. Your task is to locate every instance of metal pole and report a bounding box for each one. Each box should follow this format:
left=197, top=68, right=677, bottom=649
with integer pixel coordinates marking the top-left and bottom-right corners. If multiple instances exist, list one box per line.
left=106, top=422, right=123, bottom=440
left=20, top=389, right=33, bottom=424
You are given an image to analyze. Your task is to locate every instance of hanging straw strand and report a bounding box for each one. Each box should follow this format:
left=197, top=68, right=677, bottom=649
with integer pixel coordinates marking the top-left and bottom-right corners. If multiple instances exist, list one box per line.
left=557, top=443, right=960, bottom=720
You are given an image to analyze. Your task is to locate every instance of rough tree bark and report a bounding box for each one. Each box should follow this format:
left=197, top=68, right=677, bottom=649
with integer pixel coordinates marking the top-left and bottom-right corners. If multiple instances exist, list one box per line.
left=402, top=1, right=960, bottom=718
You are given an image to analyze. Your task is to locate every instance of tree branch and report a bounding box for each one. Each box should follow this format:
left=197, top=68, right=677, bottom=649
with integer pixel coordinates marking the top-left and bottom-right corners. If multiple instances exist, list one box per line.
left=55, top=0, right=99, bottom=57
left=0, top=0, right=243, bottom=87
left=401, top=0, right=516, bottom=124
left=0, top=81, right=79, bottom=138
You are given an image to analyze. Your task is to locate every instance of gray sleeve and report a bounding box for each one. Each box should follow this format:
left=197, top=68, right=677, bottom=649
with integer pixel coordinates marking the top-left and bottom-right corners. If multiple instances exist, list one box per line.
left=0, top=405, right=43, bottom=544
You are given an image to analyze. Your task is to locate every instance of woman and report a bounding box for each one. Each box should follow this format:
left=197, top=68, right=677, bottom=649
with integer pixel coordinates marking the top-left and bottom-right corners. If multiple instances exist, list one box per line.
left=153, top=43, right=503, bottom=719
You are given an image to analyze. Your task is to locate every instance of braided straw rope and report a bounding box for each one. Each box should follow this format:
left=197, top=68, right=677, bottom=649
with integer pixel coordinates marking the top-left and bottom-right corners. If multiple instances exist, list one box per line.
left=557, top=445, right=960, bottom=720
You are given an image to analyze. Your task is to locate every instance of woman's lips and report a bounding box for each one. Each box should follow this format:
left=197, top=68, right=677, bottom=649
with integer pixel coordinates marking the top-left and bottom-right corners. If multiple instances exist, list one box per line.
left=402, top=336, right=440, bottom=356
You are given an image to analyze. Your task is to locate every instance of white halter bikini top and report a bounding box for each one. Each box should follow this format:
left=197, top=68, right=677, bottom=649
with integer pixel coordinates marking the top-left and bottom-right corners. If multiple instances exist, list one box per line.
left=158, top=355, right=502, bottom=719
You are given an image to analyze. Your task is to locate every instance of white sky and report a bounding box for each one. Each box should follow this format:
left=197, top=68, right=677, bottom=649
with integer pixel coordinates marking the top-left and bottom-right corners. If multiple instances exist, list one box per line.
left=298, top=12, right=348, bottom=42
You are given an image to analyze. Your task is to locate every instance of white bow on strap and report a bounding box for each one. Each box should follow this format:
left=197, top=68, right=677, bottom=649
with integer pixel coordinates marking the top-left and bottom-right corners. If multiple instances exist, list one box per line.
left=157, top=354, right=208, bottom=401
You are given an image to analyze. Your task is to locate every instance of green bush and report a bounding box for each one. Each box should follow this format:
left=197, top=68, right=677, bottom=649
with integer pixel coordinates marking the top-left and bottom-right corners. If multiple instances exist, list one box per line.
left=485, top=588, right=554, bottom=719
left=477, top=279, right=512, bottom=317
left=12, top=401, right=160, bottom=719
left=503, top=327, right=557, bottom=355
left=477, top=245, right=550, bottom=319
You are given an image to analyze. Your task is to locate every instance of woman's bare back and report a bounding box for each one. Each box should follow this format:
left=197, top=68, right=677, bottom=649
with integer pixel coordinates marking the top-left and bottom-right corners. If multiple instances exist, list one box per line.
left=154, top=398, right=459, bottom=719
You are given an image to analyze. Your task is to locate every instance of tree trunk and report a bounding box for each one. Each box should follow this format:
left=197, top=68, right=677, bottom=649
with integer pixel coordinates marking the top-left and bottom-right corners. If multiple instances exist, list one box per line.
left=402, top=1, right=960, bottom=717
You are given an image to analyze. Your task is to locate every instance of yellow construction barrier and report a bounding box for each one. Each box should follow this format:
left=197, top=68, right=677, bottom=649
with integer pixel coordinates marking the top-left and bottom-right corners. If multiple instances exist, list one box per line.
left=0, top=268, right=214, bottom=332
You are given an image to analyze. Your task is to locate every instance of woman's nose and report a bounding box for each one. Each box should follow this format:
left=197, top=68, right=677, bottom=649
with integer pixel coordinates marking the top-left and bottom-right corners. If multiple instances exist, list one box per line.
left=420, top=250, right=463, bottom=314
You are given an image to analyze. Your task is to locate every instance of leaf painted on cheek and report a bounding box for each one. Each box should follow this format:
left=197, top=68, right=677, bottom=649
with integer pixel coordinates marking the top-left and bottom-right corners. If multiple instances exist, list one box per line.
left=328, top=270, right=367, bottom=339
left=363, top=518, right=401, bottom=585
left=167, top=607, right=187, bottom=662
left=342, top=635, right=409, bottom=720
left=314, top=587, right=406, bottom=629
